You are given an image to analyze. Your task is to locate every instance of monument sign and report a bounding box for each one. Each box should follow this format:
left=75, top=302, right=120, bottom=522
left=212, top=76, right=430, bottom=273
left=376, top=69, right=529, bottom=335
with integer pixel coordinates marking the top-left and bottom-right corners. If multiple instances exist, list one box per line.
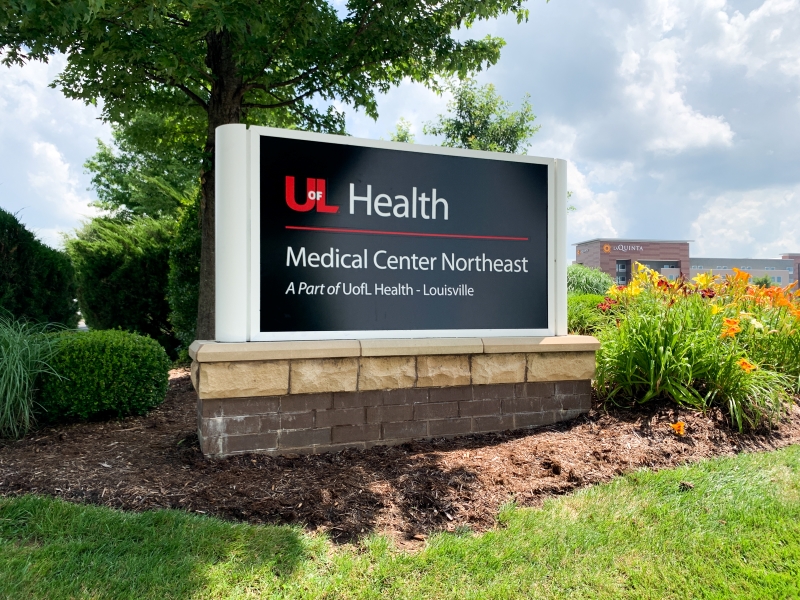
left=215, top=125, right=568, bottom=342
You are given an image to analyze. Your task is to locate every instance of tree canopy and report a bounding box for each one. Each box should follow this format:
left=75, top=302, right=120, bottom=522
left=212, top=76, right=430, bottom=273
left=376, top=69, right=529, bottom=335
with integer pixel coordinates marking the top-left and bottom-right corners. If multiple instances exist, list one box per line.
left=1, top=0, right=528, bottom=131
left=85, top=108, right=205, bottom=218
left=424, top=77, right=538, bottom=153
left=390, top=117, right=416, bottom=144
left=1, top=0, right=534, bottom=338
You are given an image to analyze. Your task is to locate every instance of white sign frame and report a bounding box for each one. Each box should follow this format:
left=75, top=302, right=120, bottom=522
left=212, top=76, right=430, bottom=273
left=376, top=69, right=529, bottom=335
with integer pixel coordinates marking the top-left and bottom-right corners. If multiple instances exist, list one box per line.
left=215, top=124, right=568, bottom=342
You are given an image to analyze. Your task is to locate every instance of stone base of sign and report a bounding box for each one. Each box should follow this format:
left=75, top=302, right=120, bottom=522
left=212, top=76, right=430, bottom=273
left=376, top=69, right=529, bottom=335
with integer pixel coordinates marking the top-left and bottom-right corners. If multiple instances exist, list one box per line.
left=189, top=336, right=599, bottom=458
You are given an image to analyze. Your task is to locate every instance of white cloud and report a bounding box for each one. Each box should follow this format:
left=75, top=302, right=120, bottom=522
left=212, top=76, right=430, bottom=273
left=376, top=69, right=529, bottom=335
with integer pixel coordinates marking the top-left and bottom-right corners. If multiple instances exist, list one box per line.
left=567, top=161, right=621, bottom=244
left=346, top=79, right=448, bottom=145
left=690, top=185, right=800, bottom=257
left=702, top=0, right=800, bottom=77
left=28, top=142, right=99, bottom=239
left=0, top=54, right=109, bottom=248
left=526, top=119, right=578, bottom=160
left=618, top=2, right=735, bottom=152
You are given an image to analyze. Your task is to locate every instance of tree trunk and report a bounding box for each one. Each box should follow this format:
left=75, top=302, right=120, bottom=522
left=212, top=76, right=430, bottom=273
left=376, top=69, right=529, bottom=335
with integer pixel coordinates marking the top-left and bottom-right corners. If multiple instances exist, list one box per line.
left=195, top=31, right=244, bottom=340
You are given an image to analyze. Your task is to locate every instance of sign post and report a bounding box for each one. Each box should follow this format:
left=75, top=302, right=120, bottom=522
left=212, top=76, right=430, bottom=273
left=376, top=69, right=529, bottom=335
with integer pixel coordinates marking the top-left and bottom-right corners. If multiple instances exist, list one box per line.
left=216, top=124, right=568, bottom=342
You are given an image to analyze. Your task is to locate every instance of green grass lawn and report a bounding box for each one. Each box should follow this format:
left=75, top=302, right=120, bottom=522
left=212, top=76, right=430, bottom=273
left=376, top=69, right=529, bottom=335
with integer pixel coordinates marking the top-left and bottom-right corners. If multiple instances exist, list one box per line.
left=2, top=446, right=799, bottom=599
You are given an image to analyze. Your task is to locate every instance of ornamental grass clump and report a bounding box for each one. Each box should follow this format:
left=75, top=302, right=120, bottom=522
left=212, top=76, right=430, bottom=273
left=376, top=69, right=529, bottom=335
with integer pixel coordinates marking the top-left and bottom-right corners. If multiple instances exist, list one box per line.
left=595, top=265, right=799, bottom=431
left=0, top=315, right=61, bottom=438
left=567, top=263, right=615, bottom=296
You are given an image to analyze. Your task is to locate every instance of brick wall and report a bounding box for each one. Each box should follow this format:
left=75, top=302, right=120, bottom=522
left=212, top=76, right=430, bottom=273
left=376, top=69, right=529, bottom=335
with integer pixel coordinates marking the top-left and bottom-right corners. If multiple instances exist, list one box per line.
left=198, top=380, right=591, bottom=457
left=190, top=336, right=599, bottom=458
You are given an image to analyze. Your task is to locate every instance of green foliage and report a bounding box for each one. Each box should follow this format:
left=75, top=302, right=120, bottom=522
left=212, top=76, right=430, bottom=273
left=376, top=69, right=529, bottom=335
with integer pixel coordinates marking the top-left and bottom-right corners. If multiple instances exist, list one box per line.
left=594, top=273, right=795, bottom=431
left=65, top=217, right=178, bottom=355
left=596, top=294, right=786, bottom=430
left=84, top=108, right=204, bottom=218
left=2, top=0, right=532, bottom=341
left=753, top=274, right=772, bottom=288
left=168, top=196, right=202, bottom=354
left=0, top=315, right=61, bottom=438
left=390, top=117, right=415, bottom=143
left=567, top=263, right=615, bottom=296
left=424, top=78, right=539, bottom=153
left=735, top=308, right=800, bottom=382
left=37, top=330, right=170, bottom=423
left=0, top=207, right=77, bottom=327
left=1, top=0, right=528, bottom=131
left=2, top=447, right=800, bottom=597
left=567, top=294, right=607, bottom=335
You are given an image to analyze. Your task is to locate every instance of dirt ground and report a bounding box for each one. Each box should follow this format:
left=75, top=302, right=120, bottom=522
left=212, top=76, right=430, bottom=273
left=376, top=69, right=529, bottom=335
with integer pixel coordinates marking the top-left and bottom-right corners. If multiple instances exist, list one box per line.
left=2, top=369, right=799, bottom=546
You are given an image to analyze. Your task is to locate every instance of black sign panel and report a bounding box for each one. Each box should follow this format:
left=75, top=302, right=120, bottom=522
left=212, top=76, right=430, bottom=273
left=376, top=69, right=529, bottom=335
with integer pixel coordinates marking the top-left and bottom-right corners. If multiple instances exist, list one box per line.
left=260, top=135, right=549, bottom=333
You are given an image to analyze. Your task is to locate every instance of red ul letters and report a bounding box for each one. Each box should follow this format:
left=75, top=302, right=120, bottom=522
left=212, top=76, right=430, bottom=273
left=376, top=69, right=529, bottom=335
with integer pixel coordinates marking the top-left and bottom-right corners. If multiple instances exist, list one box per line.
left=285, top=176, right=338, bottom=213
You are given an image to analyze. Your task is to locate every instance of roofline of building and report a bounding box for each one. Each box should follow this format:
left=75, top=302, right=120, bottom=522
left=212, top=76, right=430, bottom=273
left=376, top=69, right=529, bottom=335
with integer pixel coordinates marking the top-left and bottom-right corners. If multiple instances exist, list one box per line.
left=572, top=238, right=694, bottom=245
left=690, top=258, right=793, bottom=262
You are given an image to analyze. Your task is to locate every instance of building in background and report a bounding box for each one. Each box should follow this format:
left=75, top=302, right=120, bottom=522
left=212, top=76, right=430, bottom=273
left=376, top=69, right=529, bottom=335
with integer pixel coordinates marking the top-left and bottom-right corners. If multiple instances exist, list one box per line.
left=574, top=239, right=690, bottom=285
left=781, top=254, right=800, bottom=286
left=574, top=238, right=797, bottom=287
left=689, top=258, right=794, bottom=286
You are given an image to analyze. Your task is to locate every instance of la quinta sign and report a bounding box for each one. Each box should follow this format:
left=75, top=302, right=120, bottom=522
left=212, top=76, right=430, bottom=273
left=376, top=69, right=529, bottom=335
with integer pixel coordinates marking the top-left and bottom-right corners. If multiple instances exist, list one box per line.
left=215, top=125, right=568, bottom=342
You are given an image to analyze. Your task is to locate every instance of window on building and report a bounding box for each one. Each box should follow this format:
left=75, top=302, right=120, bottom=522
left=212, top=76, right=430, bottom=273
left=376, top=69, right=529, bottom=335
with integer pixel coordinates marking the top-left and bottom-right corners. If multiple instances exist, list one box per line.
left=617, top=264, right=626, bottom=272
left=617, top=276, right=626, bottom=285
left=788, top=267, right=794, bottom=274
left=717, top=266, right=728, bottom=269
left=777, top=276, right=782, bottom=283
left=765, top=267, right=775, bottom=271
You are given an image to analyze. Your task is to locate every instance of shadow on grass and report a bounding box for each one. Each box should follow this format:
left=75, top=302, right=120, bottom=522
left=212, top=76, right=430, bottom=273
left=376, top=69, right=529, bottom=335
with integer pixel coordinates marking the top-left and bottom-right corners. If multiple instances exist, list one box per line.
left=0, top=495, right=313, bottom=599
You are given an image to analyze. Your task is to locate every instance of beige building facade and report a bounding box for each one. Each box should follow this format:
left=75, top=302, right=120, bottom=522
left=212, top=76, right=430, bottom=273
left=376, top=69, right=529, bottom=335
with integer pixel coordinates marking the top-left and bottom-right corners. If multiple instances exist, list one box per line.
left=574, top=238, right=797, bottom=287
left=689, top=258, right=794, bottom=287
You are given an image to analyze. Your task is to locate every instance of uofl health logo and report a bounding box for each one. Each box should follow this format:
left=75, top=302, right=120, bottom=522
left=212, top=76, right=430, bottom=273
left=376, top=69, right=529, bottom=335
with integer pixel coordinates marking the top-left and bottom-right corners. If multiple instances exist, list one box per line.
left=285, top=176, right=339, bottom=213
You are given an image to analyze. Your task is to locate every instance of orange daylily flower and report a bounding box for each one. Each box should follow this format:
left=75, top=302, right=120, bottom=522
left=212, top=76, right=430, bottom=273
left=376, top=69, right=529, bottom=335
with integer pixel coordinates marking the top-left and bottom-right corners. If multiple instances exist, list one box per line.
left=737, top=358, right=756, bottom=373
left=732, top=267, right=751, bottom=283
left=721, top=317, right=741, bottom=338
left=670, top=422, right=686, bottom=436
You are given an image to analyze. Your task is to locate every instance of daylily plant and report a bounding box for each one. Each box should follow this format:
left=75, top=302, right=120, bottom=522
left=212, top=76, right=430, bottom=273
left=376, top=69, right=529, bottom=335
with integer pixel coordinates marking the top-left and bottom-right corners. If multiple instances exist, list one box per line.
left=592, top=263, right=800, bottom=431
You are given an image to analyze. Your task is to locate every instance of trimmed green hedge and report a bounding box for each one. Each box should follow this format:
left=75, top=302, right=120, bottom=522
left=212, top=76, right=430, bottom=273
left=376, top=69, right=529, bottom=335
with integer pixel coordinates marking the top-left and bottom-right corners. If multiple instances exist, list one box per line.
left=37, top=330, right=170, bottom=422
left=167, top=196, right=201, bottom=355
left=0, top=207, right=77, bottom=327
left=66, top=216, right=178, bottom=356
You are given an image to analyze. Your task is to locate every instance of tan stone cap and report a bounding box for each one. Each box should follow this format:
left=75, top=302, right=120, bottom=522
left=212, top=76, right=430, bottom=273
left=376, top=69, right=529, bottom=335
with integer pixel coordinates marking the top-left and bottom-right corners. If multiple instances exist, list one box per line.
left=189, top=335, right=600, bottom=363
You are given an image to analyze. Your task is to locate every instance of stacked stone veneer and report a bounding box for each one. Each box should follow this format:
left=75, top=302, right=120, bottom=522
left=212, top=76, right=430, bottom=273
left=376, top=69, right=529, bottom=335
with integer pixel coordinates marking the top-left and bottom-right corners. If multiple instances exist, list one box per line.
left=190, top=336, right=599, bottom=458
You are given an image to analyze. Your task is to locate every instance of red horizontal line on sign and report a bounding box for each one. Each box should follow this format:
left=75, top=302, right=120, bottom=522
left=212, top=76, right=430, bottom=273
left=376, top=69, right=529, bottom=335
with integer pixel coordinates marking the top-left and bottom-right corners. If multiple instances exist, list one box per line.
left=285, top=225, right=529, bottom=241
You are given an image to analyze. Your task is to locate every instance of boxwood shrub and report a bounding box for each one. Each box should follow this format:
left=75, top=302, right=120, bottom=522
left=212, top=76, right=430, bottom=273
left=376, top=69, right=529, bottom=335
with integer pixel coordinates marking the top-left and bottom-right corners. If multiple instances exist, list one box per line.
left=37, top=330, right=170, bottom=423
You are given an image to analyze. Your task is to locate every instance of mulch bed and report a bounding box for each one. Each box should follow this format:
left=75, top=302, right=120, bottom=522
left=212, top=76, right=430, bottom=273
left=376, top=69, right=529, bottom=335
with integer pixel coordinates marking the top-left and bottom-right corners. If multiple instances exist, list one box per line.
left=2, top=369, right=799, bottom=546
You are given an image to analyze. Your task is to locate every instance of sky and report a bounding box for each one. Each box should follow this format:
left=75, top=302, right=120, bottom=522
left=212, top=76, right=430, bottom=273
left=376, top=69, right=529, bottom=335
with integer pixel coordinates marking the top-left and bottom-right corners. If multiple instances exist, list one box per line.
left=1, top=0, right=799, bottom=259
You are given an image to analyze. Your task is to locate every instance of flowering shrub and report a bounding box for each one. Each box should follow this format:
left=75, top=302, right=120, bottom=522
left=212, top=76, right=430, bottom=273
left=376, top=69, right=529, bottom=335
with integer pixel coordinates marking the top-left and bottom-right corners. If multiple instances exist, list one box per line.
left=594, top=265, right=799, bottom=431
